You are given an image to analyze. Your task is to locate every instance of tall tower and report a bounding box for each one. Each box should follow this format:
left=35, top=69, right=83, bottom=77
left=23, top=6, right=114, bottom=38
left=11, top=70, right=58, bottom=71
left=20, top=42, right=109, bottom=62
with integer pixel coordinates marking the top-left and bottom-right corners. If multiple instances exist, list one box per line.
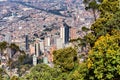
left=60, top=25, right=65, bottom=44
left=25, top=34, right=29, bottom=50
left=40, top=40, right=45, bottom=54
left=45, top=36, right=50, bottom=47
left=60, top=22, right=70, bottom=44
left=35, top=43, right=40, bottom=57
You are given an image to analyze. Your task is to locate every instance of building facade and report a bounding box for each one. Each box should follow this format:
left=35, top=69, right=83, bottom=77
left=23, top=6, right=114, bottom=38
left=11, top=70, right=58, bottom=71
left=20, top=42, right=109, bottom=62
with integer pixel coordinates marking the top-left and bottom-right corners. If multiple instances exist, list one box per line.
left=60, top=22, right=70, bottom=44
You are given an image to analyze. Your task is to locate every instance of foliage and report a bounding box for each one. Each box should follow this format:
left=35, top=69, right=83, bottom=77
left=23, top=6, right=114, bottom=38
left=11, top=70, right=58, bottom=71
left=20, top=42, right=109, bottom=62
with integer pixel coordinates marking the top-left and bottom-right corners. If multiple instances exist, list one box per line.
left=83, top=0, right=100, bottom=21
left=24, top=64, right=61, bottom=80
left=85, top=10, right=120, bottom=47
left=17, top=64, right=32, bottom=77
left=0, top=68, right=9, bottom=80
left=84, top=33, right=96, bottom=47
left=91, top=10, right=120, bottom=37
left=82, top=26, right=89, bottom=32
left=0, top=68, right=4, bottom=80
left=0, top=41, right=7, bottom=55
left=86, top=34, right=120, bottom=79
left=10, top=76, right=19, bottom=80
left=53, top=47, right=78, bottom=72
left=9, top=43, right=20, bottom=52
left=106, top=11, right=120, bottom=32
left=0, top=42, right=27, bottom=79
left=0, top=41, right=22, bottom=58
left=68, top=63, right=89, bottom=80
left=99, top=0, right=120, bottom=17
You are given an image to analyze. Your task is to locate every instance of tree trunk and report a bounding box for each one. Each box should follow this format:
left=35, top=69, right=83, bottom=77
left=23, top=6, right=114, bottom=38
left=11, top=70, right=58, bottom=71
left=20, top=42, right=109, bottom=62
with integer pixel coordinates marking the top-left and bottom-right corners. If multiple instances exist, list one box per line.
left=92, top=9, right=96, bottom=21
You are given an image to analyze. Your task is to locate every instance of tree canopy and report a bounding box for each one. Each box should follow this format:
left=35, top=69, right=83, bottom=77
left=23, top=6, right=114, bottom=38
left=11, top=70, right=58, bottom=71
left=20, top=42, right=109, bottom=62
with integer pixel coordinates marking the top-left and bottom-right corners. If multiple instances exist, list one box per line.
left=86, top=34, right=120, bottom=80
left=53, top=47, right=78, bottom=72
left=24, top=64, right=61, bottom=80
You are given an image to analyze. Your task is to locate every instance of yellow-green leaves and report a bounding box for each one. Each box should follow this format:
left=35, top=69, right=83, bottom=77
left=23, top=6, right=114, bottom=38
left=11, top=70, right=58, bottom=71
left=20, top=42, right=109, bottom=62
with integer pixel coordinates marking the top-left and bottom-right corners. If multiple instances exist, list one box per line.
left=53, top=47, right=78, bottom=72
left=87, top=34, right=120, bottom=79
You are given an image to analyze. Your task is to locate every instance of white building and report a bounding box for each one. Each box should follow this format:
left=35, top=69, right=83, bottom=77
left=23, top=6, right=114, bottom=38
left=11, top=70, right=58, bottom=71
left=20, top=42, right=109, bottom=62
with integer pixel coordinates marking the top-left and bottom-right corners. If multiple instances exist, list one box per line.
left=56, top=38, right=64, bottom=49
left=60, top=23, right=70, bottom=44
left=34, top=38, right=40, bottom=57
left=60, top=25, right=65, bottom=44
left=45, top=36, right=50, bottom=47
left=39, top=40, right=45, bottom=54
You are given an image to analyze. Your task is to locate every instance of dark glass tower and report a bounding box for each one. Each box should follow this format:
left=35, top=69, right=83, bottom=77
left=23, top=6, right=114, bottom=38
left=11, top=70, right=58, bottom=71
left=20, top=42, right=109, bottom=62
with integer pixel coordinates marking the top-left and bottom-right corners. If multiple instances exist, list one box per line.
left=63, top=22, right=69, bottom=44
left=25, top=34, right=29, bottom=50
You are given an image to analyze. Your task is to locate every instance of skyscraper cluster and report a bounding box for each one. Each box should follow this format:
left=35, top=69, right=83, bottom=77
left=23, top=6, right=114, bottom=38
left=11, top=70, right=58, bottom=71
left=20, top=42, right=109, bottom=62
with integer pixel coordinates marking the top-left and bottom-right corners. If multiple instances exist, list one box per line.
left=31, top=22, right=75, bottom=66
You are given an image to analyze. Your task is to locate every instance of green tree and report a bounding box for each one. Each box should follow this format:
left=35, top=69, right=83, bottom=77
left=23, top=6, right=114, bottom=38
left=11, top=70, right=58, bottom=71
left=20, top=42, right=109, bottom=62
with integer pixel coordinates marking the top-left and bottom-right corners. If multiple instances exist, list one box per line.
left=85, top=10, right=120, bottom=47
left=68, top=63, right=89, bottom=80
left=16, top=50, right=26, bottom=67
left=7, top=58, right=13, bottom=77
left=0, top=68, right=10, bottom=80
left=83, top=0, right=100, bottom=21
left=0, top=41, right=7, bottom=58
left=99, top=0, right=120, bottom=17
left=9, top=43, right=21, bottom=56
left=91, top=10, right=120, bottom=37
left=53, top=47, right=78, bottom=72
left=18, top=64, right=32, bottom=77
left=10, top=76, right=19, bottom=80
left=82, top=0, right=120, bottom=47
left=0, top=68, right=4, bottom=80
left=86, top=34, right=120, bottom=80
left=24, top=64, right=61, bottom=80
left=106, top=11, right=120, bottom=33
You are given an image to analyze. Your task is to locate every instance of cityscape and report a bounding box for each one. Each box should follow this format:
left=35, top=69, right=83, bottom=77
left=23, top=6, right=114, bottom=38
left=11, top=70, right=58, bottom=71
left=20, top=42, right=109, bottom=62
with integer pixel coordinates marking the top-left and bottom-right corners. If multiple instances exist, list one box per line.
left=0, top=0, right=120, bottom=80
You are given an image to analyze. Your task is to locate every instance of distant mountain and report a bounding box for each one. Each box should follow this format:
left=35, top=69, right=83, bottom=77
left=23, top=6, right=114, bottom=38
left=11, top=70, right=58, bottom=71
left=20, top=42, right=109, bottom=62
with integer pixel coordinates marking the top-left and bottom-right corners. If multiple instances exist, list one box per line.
left=0, top=0, right=7, bottom=2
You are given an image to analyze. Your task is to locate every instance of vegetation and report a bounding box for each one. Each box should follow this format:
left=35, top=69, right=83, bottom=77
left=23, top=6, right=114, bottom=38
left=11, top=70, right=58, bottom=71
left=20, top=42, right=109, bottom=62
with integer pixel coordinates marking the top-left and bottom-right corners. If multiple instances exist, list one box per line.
left=24, top=64, right=61, bottom=80
left=53, top=47, right=78, bottom=72
left=0, top=42, right=31, bottom=79
left=83, top=0, right=103, bottom=21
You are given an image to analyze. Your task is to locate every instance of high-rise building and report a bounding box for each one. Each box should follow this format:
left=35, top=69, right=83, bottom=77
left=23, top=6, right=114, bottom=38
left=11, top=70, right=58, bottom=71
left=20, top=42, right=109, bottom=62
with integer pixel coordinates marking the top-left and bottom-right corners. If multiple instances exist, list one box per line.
left=25, top=34, right=29, bottom=50
left=34, top=38, right=44, bottom=57
left=60, top=26, right=65, bottom=43
left=35, top=42, right=40, bottom=57
left=60, top=22, right=70, bottom=44
left=40, top=40, right=45, bottom=54
left=45, top=36, right=50, bottom=47
left=5, top=33, right=11, bottom=43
